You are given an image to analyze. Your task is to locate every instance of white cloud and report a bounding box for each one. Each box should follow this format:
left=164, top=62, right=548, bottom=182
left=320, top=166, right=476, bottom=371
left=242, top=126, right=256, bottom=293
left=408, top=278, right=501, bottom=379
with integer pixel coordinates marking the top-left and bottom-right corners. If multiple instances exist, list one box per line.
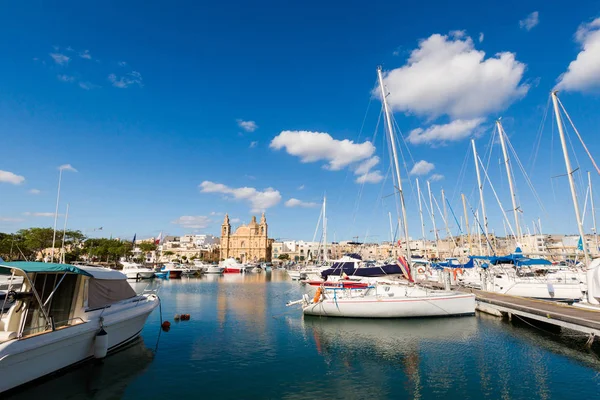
left=249, top=141, right=258, bottom=148
left=556, top=18, right=600, bottom=92
left=237, top=119, right=258, bottom=132
left=78, top=81, right=99, bottom=90
left=79, top=50, right=92, bottom=59
left=118, top=61, right=128, bottom=67
left=108, top=71, right=143, bottom=88
left=0, top=170, right=25, bottom=185
left=407, top=118, right=485, bottom=145
left=355, top=171, right=384, bottom=184
left=230, top=217, right=241, bottom=224
left=379, top=33, right=528, bottom=120
left=23, top=212, right=58, bottom=217
left=199, top=181, right=282, bottom=212
left=172, top=216, right=212, bottom=229
left=479, top=32, right=484, bottom=43
left=410, top=160, right=435, bottom=176
left=519, top=11, right=539, bottom=31
left=28, top=189, right=41, bottom=195
left=271, top=130, right=384, bottom=184
left=285, top=198, right=319, bottom=208
left=270, top=130, right=376, bottom=171
left=57, top=74, right=75, bottom=83
left=429, top=174, right=445, bottom=181
left=59, top=164, right=78, bottom=172
left=50, top=53, right=70, bottom=65
left=298, top=184, right=305, bottom=190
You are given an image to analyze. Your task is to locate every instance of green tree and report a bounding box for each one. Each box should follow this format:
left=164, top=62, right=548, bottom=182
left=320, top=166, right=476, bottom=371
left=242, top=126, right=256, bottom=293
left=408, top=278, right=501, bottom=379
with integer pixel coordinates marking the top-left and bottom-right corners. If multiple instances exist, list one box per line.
left=138, top=242, right=157, bottom=252
left=277, top=253, right=290, bottom=261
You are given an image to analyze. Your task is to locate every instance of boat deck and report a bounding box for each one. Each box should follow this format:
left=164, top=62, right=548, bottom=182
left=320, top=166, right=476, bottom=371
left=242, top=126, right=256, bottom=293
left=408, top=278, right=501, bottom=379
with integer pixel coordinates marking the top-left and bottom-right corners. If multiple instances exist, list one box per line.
left=458, top=287, right=600, bottom=338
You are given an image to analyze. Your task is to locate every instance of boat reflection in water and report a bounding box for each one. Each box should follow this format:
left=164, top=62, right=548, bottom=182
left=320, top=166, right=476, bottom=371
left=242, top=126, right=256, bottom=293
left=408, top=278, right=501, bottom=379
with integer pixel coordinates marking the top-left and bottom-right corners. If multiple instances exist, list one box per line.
left=6, top=338, right=155, bottom=400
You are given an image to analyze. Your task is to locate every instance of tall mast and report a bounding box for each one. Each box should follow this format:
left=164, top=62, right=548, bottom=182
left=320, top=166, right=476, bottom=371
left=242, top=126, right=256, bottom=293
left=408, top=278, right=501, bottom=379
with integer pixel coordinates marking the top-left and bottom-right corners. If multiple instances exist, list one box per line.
left=551, top=91, right=595, bottom=304
left=388, top=211, right=394, bottom=243
left=441, top=189, right=452, bottom=240
left=462, top=193, right=471, bottom=254
left=60, top=203, right=70, bottom=264
left=427, top=180, right=440, bottom=258
left=496, top=120, right=522, bottom=244
left=472, top=139, right=490, bottom=255
left=377, top=66, right=412, bottom=263
left=323, top=195, right=327, bottom=262
left=476, top=210, right=483, bottom=255
left=589, top=171, right=599, bottom=256
left=416, top=179, right=427, bottom=260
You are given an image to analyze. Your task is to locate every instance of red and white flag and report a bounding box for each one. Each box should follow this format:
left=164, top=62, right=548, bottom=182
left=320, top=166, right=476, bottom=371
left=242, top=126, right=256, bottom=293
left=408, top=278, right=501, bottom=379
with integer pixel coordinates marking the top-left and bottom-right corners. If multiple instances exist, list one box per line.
left=155, top=231, right=163, bottom=245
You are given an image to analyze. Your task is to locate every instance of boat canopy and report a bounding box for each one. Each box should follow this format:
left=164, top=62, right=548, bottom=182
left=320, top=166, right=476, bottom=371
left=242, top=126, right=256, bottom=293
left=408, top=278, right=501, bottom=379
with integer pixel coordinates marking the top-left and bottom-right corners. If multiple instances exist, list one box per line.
left=0, top=261, right=128, bottom=280
left=469, top=254, right=552, bottom=267
left=431, top=258, right=475, bottom=269
left=0, top=261, right=94, bottom=277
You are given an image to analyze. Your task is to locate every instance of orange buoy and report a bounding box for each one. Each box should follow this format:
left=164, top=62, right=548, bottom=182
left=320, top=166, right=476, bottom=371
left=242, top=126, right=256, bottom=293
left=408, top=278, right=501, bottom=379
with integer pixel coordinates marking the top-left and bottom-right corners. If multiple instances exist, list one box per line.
left=313, top=287, right=322, bottom=303
left=161, top=321, right=171, bottom=331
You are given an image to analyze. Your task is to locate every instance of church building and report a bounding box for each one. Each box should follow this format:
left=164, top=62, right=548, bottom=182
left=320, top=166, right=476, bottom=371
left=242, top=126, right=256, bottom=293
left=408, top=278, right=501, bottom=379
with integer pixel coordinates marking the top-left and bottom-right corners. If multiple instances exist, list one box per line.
left=220, top=213, right=273, bottom=262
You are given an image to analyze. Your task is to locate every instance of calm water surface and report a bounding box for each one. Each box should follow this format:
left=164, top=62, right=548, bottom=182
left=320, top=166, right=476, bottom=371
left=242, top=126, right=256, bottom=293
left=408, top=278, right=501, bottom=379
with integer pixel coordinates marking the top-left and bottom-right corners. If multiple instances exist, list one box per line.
left=10, top=271, right=600, bottom=399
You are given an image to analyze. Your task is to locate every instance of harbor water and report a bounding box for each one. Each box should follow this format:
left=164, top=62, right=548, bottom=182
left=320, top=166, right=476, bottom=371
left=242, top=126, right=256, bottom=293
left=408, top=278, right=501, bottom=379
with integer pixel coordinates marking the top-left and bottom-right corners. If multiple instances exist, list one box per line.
left=10, top=271, right=600, bottom=399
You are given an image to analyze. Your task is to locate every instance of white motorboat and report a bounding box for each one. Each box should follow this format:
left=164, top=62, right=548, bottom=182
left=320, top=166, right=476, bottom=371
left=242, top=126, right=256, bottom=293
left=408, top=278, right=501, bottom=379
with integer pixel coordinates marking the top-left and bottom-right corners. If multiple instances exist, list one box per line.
left=219, top=258, right=252, bottom=273
left=0, top=261, right=159, bottom=394
left=296, top=283, right=475, bottom=318
left=120, top=261, right=155, bottom=280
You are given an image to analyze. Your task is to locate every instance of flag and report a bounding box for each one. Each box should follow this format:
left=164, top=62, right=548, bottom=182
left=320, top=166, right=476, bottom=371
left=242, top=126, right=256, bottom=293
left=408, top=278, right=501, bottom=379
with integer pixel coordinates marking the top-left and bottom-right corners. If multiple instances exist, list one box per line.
left=155, top=231, right=162, bottom=245
left=577, top=236, right=583, bottom=251
left=132, top=233, right=136, bottom=246
left=397, top=256, right=414, bottom=282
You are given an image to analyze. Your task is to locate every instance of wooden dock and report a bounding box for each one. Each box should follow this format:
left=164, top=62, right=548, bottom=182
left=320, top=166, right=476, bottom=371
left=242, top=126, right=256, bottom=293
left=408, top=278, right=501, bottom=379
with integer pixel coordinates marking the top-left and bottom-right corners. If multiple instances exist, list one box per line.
left=459, top=288, right=600, bottom=341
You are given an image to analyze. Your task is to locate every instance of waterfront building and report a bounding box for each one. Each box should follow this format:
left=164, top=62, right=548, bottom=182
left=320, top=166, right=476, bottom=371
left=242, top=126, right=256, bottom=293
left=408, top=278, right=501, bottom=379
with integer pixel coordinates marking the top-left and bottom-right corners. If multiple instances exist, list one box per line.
left=220, top=213, right=273, bottom=262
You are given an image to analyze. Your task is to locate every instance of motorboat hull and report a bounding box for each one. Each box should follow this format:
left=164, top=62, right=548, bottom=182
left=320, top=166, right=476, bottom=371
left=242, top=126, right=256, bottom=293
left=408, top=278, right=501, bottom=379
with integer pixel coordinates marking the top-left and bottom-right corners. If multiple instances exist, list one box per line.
left=205, top=266, right=225, bottom=274
left=124, top=271, right=155, bottom=280
left=168, top=270, right=183, bottom=279
left=303, top=292, right=475, bottom=318
left=0, top=295, right=158, bottom=394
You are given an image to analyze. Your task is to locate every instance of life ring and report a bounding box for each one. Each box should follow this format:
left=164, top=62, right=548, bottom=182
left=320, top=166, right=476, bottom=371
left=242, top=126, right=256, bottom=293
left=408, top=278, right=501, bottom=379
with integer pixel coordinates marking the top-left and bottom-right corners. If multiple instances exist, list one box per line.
left=313, top=287, right=322, bottom=303
left=417, top=267, right=426, bottom=274
left=452, top=268, right=464, bottom=280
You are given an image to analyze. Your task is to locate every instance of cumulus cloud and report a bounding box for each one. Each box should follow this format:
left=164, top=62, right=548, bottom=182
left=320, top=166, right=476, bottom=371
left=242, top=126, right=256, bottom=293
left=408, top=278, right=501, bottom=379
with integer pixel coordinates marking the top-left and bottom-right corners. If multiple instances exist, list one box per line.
left=271, top=130, right=383, bottom=184
left=171, top=215, right=212, bottom=229
left=57, top=74, right=75, bottom=83
left=271, top=130, right=375, bottom=170
left=356, top=171, right=384, bottom=184
left=285, top=198, right=319, bottom=208
left=50, top=53, right=70, bottom=65
left=59, top=164, right=78, bottom=172
left=108, top=71, right=143, bottom=88
left=429, top=174, right=445, bottom=181
left=79, top=49, right=92, bottom=59
left=199, top=181, right=282, bottom=212
left=0, top=170, right=25, bottom=185
left=519, top=11, right=539, bottom=31
left=28, top=189, right=41, bottom=194
left=407, top=118, right=485, bottom=145
left=379, top=33, right=528, bottom=121
left=410, top=160, right=435, bottom=176
left=237, top=119, right=258, bottom=132
left=556, top=18, right=600, bottom=92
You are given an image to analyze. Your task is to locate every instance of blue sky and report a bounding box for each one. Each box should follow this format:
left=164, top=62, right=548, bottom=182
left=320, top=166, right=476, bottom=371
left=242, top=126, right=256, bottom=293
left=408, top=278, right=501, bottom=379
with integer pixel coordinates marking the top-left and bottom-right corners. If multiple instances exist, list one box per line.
left=1, top=1, right=600, bottom=242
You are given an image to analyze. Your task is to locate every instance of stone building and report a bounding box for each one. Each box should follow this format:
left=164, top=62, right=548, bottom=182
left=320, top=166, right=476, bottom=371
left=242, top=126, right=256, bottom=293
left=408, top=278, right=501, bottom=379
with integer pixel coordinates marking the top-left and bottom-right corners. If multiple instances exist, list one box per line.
left=220, top=213, right=272, bottom=262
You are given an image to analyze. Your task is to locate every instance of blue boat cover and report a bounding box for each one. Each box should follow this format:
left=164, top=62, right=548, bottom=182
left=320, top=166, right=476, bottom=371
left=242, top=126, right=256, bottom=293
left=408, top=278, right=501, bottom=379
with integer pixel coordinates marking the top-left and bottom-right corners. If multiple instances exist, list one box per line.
left=469, top=254, right=551, bottom=267
left=0, top=261, right=94, bottom=277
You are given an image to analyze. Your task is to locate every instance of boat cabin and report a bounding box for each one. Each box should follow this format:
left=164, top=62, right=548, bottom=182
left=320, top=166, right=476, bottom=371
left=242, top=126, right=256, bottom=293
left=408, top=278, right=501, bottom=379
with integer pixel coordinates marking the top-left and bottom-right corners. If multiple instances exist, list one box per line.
left=0, top=262, right=137, bottom=343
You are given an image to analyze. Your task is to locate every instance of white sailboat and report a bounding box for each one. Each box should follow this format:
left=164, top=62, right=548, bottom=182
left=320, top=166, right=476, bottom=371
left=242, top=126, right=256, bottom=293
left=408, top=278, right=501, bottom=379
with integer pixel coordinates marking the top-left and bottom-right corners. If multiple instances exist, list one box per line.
left=0, top=261, right=159, bottom=393
left=290, top=67, right=475, bottom=318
